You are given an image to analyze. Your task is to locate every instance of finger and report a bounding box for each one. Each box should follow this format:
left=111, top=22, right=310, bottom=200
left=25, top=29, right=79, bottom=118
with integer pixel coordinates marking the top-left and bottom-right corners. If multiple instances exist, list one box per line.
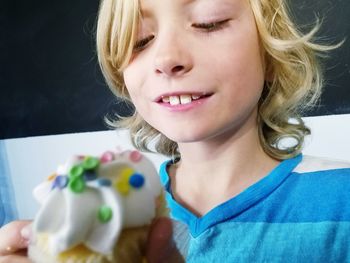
left=0, top=254, right=32, bottom=263
left=147, top=217, right=173, bottom=253
left=0, top=221, right=31, bottom=256
left=146, top=217, right=181, bottom=263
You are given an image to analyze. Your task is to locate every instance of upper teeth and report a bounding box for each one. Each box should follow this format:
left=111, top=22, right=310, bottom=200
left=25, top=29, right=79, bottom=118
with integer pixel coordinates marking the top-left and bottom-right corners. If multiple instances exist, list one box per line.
left=162, top=95, right=202, bottom=105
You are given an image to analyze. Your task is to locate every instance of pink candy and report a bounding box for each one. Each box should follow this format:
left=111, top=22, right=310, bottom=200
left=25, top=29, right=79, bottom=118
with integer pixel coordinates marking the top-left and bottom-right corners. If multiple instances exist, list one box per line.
left=129, top=150, right=143, bottom=162
left=100, top=151, right=115, bottom=163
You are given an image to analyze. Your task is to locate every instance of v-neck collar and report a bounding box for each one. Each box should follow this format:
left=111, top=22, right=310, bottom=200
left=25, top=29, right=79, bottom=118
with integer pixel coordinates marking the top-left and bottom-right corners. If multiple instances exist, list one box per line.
left=159, top=154, right=303, bottom=237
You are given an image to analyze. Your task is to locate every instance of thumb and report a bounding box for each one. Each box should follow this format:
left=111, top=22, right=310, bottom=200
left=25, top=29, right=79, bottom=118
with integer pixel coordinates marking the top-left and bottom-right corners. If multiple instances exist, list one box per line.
left=146, top=217, right=184, bottom=263
left=0, top=220, right=32, bottom=256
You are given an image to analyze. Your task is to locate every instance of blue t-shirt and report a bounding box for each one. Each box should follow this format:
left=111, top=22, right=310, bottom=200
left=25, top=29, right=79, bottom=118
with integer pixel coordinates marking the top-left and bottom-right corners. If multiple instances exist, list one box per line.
left=159, top=154, right=350, bottom=262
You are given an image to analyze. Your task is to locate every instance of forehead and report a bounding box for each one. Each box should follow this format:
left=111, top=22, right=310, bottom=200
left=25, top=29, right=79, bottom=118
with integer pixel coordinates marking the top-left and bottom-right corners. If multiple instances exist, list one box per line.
left=139, top=0, right=192, bottom=13
left=139, top=0, right=244, bottom=17
left=141, top=0, right=197, bottom=5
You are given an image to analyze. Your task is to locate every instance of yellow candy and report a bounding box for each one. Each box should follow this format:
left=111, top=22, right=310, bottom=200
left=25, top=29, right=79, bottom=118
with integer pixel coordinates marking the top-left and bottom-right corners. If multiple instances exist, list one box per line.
left=119, top=167, right=134, bottom=181
left=114, top=167, right=135, bottom=195
left=115, top=181, right=130, bottom=195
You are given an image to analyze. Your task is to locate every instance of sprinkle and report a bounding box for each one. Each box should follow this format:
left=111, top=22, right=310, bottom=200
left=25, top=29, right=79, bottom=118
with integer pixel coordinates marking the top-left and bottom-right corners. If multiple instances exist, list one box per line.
left=97, top=178, right=112, bottom=187
left=47, top=173, right=57, bottom=181
left=120, top=167, right=134, bottom=181
left=69, top=177, right=86, bottom=193
left=98, top=205, right=113, bottom=223
left=129, top=173, right=145, bottom=188
left=115, top=167, right=135, bottom=195
left=129, top=151, right=143, bottom=162
left=82, top=157, right=100, bottom=170
left=69, top=165, right=84, bottom=179
left=52, top=175, right=69, bottom=189
left=100, top=151, right=115, bottom=163
left=83, top=170, right=98, bottom=181
left=115, top=181, right=130, bottom=195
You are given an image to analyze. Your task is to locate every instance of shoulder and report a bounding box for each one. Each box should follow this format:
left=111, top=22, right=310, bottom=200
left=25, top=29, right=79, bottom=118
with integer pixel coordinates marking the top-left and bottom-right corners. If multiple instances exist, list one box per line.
left=289, top=154, right=350, bottom=193
left=293, top=155, right=350, bottom=174
left=283, top=155, right=350, bottom=222
left=287, top=155, right=350, bottom=203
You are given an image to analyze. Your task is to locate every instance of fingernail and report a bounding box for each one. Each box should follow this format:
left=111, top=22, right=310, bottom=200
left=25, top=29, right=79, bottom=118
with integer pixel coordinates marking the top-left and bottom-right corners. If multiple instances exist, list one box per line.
left=20, top=225, right=31, bottom=240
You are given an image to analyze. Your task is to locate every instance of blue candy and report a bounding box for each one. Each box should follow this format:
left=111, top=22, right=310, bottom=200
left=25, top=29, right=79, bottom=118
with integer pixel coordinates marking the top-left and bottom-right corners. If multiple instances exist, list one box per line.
left=129, top=173, right=145, bottom=188
left=52, top=175, right=69, bottom=189
left=97, top=178, right=112, bottom=187
left=83, top=171, right=98, bottom=181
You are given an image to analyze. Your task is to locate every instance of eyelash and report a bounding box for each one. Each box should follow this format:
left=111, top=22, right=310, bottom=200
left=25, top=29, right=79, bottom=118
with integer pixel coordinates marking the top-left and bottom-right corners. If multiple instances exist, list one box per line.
left=133, top=35, right=155, bottom=52
left=192, top=19, right=230, bottom=32
left=133, top=19, right=230, bottom=52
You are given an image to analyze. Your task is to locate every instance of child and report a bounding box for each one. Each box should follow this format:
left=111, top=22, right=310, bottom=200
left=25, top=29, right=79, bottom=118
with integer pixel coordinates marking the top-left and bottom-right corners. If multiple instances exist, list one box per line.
left=1, top=0, right=349, bottom=262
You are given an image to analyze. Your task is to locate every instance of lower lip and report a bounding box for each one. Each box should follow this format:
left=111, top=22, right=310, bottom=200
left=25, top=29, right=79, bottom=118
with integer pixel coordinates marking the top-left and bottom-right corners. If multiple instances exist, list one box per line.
left=157, top=96, right=211, bottom=112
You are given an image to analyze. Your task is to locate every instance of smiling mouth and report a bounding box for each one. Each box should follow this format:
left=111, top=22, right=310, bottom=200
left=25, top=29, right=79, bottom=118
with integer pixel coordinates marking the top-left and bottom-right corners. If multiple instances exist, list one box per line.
left=158, top=93, right=212, bottom=106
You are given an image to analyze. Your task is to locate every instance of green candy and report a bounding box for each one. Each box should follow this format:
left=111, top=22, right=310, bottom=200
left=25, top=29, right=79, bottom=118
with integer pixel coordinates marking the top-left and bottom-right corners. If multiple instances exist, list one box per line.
left=69, top=165, right=84, bottom=179
left=98, top=205, right=113, bottom=223
left=68, top=177, right=86, bottom=193
left=82, top=157, right=100, bottom=170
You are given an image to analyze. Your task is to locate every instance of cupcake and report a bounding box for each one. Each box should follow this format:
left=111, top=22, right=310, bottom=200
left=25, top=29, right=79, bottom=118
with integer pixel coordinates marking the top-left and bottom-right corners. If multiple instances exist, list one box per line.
left=28, top=150, right=168, bottom=263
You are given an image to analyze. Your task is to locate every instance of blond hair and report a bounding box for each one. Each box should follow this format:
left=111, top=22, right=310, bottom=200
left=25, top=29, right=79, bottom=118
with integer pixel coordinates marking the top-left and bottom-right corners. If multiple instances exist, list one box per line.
left=96, top=0, right=338, bottom=159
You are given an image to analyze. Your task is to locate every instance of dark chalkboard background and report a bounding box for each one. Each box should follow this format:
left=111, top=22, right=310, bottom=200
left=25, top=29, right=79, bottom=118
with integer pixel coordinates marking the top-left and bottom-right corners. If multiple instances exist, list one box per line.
left=1, top=0, right=349, bottom=139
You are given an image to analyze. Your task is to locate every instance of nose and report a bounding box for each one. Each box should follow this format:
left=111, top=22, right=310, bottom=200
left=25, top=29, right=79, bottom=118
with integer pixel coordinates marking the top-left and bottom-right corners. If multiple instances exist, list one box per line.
left=153, top=31, right=193, bottom=77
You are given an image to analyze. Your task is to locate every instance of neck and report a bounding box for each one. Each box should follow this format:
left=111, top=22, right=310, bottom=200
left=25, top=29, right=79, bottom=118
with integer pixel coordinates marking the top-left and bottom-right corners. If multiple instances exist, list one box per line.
left=170, top=116, right=280, bottom=216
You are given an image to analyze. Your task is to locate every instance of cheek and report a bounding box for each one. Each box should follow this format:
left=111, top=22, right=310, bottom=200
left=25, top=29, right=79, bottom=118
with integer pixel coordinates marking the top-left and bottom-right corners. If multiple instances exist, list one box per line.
left=123, top=66, right=152, bottom=121
left=123, top=50, right=151, bottom=91
left=123, top=54, right=153, bottom=102
left=123, top=67, right=137, bottom=95
left=234, top=45, right=264, bottom=92
left=217, top=43, right=264, bottom=112
left=123, top=67, right=145, bottom=109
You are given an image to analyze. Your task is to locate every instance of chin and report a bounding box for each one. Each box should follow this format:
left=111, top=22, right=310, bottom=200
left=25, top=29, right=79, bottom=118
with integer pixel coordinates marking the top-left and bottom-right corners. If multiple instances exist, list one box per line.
left=160, top=128, right=215, bottom=144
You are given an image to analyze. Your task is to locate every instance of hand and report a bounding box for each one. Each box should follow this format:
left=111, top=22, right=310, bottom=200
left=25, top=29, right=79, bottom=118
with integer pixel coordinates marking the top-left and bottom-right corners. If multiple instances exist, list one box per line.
left=0, top=218, right=184, bottom=263
left=146, top=217, right=184, bottom=263
left=0, top=220, right=32, bottom=263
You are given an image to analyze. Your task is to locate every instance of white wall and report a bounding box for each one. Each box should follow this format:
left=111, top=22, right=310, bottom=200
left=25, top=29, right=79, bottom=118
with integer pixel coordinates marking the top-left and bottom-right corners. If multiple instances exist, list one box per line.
left=2, top=114, right=350, bottom=220
left=303, top=114, right=350, bottom=159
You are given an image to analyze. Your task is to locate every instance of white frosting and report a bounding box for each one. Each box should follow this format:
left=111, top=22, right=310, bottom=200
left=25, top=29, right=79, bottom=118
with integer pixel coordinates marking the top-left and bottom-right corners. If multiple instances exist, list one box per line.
left=32, top=151, right=162, bottom=256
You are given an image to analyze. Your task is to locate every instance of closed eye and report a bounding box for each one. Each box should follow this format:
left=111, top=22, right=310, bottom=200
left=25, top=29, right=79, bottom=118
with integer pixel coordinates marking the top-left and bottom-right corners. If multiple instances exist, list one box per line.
left=133, top=35, right=154, bottom=52
left=192, top=19, right=230, bottom=32
left=133, top=19, right=230, bottom=52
